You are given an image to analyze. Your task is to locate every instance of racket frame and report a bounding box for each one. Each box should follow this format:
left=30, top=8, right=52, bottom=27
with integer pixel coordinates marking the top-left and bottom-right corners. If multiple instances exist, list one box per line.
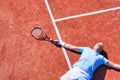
left=31, top=27, right=52, bottom=42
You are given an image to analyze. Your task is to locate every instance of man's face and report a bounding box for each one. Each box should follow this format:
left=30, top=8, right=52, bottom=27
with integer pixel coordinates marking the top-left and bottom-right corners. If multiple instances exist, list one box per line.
left=93, top=42, right=103, bottom=52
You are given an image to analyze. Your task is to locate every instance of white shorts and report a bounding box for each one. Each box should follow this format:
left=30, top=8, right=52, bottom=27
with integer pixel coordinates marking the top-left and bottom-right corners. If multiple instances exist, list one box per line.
left=60, top=67, right=90, bottom=80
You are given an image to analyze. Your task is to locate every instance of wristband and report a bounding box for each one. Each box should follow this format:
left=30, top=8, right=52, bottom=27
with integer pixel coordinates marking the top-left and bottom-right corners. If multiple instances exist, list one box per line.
left=59, top=41, right=65, bottom=47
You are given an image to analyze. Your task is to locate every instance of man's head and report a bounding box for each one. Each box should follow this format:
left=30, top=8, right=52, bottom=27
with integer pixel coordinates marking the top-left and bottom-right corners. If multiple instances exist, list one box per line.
left=93, top=42, right=103, bottom=52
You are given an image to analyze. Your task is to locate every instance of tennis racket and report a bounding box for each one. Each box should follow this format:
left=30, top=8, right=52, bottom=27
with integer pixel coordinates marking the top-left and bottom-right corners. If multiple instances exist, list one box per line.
left=31, top=27, right=54, bottom=42
left=31, top=27, right=63, bottom=47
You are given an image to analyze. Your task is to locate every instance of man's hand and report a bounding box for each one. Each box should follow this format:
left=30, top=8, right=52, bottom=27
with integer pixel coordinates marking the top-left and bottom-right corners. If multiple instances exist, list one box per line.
left=51, top=40, right=65, bottom=48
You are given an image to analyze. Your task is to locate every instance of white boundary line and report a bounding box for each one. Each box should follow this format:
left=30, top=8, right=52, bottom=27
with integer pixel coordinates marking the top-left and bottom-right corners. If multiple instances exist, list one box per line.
left=55, top=7, right=120, bottom=22
left=45, top=0, right=72, bottom=69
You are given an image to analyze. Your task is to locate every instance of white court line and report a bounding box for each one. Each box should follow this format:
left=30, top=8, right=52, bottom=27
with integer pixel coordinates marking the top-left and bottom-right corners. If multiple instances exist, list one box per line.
left=45, top=0, right=72, bottom=69
left=55, top=7, right=120, bottom=22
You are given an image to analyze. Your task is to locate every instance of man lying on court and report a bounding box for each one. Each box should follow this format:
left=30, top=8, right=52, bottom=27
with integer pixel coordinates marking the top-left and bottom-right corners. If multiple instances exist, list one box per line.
left=52, top=41, right=120, bottom=80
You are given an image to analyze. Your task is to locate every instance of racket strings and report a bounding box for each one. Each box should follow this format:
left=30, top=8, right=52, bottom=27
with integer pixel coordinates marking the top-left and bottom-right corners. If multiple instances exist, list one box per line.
left=39, top=32, right=47, bottom=40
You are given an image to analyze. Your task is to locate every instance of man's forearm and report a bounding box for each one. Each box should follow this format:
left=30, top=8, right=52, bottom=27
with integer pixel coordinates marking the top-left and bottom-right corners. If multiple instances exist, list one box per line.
left=64, top=43, right=80, bottom=53
left=106, top=61, right=120, bottom=71
left=53, top=40, right=81, bottom=53
left=112, top=64, right=120, bottom=71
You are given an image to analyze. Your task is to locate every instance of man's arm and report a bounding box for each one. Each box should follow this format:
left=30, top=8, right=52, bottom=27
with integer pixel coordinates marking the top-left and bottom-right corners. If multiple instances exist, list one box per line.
left=64, top=42, right=81, bottom=53
left=52, top=40, right=81, bottom=54
left=105, top=60, right=120, bottom=71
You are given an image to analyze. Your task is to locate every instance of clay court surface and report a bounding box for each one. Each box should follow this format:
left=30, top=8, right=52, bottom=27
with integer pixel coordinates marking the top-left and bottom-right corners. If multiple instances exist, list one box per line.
left=0, top=0, right=120, bottom=80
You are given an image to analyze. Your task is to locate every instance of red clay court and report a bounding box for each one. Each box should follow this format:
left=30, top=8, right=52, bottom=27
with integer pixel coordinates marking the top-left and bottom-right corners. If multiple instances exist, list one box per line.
left=0, top=0, right=120, bottom=80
